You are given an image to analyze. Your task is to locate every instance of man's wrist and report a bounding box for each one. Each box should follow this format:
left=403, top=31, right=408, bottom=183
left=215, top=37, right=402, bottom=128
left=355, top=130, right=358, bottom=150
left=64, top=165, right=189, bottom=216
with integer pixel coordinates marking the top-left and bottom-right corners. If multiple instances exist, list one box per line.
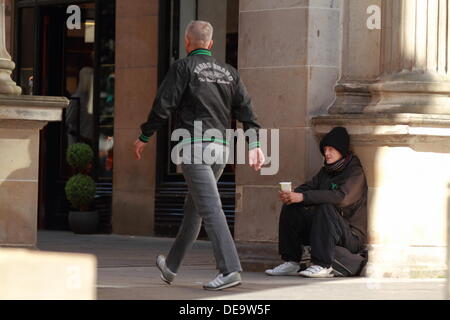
left=298, top=192, right=305, bottom=203
left=249, top=141, right=261, bottom=150
left=139, top=133, right=150, bottom=143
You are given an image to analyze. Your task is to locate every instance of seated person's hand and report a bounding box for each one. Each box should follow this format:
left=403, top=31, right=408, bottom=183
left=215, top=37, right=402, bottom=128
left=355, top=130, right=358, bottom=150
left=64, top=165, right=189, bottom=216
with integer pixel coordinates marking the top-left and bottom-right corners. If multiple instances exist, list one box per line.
left=279, top=191, right=304, bottom=205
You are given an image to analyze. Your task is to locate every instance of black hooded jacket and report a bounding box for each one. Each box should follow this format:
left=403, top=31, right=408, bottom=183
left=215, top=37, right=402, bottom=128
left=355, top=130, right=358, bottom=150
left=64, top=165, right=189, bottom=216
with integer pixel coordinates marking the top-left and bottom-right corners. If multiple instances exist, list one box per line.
left=294, top=155, right=368, bottom=243
left=139, top=48, right=261, bottom=149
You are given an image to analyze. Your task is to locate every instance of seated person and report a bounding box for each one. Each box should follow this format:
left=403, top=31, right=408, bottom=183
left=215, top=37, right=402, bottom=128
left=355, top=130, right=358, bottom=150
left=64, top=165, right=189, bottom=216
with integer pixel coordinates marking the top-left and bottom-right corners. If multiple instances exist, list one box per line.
left=266, top=127, right=368, bottom=278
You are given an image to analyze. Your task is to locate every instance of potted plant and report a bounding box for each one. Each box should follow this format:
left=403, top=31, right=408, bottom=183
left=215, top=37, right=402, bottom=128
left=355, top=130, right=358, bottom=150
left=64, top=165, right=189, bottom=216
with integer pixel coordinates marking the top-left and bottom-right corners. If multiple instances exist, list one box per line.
left=65, top=143, right=98, bottom=234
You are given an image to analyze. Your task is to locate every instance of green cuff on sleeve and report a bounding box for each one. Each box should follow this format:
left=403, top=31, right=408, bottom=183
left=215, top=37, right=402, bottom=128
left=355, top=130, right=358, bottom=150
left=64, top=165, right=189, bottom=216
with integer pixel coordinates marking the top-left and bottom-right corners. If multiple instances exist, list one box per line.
left=249, top=141, right=261, bottom=150
left=139, top=133, right=150, bottom=143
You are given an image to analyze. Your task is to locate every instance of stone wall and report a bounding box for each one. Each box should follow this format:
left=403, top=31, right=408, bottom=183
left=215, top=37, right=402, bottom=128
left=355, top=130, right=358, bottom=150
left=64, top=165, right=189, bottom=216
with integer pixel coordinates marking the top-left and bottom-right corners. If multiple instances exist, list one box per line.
left=235, top=0, right=342, bottom=269
left=112, top=0, right=159, bottom=236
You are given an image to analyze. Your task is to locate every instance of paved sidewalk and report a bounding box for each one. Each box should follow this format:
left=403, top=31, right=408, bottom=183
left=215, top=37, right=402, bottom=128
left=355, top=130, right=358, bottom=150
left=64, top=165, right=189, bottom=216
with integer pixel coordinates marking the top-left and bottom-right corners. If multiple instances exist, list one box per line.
left=36, top=231, right=447, bottom=300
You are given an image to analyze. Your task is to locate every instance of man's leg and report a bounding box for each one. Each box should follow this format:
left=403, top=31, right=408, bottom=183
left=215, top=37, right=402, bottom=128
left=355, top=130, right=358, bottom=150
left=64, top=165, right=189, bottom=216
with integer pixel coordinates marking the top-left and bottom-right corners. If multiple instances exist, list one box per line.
left=165, top=151, right=229, bottom=273
left=165, top=193, right=202, bottom=273
left=180, top=162, right=241, bottom=275
left=164, top=142, right=230, bottom=274
left=309, top=204, right=362, bottom=268
left=278, top=204, right=313, bottom=262
left=266, top=204, right=314, bottom=276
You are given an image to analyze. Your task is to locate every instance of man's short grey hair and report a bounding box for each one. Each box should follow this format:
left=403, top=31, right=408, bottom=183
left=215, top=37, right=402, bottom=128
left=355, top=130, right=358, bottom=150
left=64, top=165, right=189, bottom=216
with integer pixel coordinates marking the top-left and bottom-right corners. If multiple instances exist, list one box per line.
left=185, top=20, right=213, bottom=46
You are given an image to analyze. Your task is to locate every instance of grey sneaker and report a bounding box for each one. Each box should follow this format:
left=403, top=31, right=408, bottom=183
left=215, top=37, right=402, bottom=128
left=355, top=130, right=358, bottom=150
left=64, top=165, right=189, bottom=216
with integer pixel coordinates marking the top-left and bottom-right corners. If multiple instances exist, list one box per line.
left=156, top=255, right=177, bottom=284
left=203, top=272, right=242, bottom=291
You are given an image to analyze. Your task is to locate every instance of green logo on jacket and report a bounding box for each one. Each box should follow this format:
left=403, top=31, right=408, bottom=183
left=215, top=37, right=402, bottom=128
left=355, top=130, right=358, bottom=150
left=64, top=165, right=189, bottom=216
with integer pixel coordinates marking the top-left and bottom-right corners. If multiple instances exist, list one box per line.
left=330, top=183, right=339, bottom=190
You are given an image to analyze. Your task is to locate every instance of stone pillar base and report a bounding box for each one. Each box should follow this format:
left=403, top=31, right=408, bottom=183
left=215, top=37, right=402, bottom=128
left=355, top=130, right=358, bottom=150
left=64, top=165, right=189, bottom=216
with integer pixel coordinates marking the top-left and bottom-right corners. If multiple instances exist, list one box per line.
left=313, top=113, right=450, bottom=279
left=0, top=95, right=68, bottom=247
left=366, top=72, right=450, bottom=115
left=329, top=82, right=373, bottom=114
left=0, top=120, right=46, bottom=247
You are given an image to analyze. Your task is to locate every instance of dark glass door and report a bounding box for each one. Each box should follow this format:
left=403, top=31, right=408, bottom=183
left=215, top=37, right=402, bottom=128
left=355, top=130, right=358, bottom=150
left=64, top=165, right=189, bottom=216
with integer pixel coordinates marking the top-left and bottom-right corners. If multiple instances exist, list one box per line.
left=15, top=0, right=115, bottom=232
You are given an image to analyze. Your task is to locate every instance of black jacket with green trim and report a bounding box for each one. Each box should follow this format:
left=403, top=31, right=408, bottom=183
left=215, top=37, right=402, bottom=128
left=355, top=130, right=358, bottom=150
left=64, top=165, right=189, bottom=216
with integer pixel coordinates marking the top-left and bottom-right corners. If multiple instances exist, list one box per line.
left=294, top=155, right=368, bottom=243
left=139, top=48, right=261, bottom=148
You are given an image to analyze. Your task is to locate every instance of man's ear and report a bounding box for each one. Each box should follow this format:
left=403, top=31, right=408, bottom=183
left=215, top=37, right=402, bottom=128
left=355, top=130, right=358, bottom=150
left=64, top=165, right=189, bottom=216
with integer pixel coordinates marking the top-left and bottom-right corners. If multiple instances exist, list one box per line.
left=207, top=40, right=214, bottom=50
left=185, top=37, right=190, bottom=52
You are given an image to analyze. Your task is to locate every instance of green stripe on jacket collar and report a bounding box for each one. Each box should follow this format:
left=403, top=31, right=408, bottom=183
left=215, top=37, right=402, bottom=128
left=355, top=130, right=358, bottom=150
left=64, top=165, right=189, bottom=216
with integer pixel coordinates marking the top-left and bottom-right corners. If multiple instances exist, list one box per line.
left=188, top=48, right=212, bottom=56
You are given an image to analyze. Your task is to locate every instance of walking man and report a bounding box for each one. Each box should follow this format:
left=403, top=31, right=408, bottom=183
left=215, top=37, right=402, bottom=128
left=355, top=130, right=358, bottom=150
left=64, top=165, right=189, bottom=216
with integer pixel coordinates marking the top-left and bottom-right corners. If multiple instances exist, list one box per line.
left=134, top=20, right=265, bottom=290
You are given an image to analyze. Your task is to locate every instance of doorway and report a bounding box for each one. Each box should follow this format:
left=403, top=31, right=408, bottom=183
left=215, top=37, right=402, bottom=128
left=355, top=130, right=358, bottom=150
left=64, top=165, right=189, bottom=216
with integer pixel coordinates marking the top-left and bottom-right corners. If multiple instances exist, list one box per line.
left=14, top=0, right=115, bottom=232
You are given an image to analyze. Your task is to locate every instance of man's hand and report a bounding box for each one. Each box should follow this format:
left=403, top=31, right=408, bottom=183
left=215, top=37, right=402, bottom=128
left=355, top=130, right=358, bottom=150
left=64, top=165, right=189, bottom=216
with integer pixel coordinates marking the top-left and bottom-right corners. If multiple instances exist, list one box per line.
left=134, top=139, right=147, bottom=160
left=249, top=147, right=265, bottom=171
left=279, top=192, right=304, bottom=205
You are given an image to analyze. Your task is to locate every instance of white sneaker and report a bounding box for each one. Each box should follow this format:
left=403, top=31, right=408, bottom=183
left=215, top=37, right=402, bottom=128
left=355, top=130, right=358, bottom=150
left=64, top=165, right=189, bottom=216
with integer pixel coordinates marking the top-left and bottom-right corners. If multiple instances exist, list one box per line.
left=299, top=264, right=334, bottom=278
left=265, top=261, right=300, bottom=276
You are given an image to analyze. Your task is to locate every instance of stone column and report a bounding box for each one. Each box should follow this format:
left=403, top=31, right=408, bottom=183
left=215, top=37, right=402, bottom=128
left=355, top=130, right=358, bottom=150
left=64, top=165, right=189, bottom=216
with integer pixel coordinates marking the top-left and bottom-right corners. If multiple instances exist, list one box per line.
left=0, top=0, right=21, bottom=95
left=329, top=0, right=382, bottom=114
left=366, top=0, right=450, bottom=114
left=235, top=0, right=342, bottom=270
left=112, top=0, right=159, bottom=236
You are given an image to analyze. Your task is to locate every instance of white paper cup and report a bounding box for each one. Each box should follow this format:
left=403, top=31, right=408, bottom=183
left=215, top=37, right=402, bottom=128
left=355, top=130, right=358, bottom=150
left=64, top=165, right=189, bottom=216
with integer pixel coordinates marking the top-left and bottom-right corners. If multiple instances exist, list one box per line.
left=279, top=182, right=292, bottom=192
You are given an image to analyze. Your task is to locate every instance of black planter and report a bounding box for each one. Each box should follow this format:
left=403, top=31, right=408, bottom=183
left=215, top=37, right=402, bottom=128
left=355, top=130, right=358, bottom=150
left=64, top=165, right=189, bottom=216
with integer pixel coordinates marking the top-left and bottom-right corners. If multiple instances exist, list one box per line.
left=68, top=211, right=99, bottom=234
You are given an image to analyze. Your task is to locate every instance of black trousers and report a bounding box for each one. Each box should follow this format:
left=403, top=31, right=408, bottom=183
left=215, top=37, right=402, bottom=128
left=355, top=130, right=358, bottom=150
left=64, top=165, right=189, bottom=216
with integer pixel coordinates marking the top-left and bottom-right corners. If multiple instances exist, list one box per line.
left=278, top=203, right=363, bottom=268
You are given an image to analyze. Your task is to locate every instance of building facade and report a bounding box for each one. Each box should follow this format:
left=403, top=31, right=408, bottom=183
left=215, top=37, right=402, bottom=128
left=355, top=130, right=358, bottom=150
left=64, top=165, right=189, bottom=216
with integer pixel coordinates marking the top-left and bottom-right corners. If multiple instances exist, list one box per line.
left=3, top=0, right=449, bottom=277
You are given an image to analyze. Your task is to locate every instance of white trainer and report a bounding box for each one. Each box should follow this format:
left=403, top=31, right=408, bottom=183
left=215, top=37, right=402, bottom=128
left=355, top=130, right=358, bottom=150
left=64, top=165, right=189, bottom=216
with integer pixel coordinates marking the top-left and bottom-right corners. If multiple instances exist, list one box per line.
left=265, top=261, right=300, bottom=276
left=299, top=264, right=334, bottom=278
